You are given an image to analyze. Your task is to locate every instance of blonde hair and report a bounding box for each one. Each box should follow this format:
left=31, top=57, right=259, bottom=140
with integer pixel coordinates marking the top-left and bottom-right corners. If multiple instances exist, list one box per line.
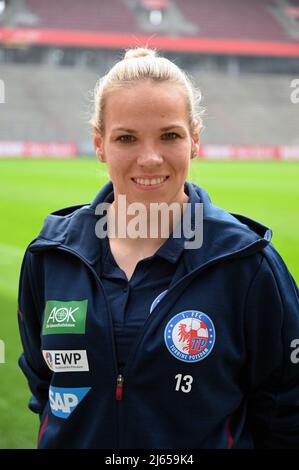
left=89, top=47, right=204, bottom=139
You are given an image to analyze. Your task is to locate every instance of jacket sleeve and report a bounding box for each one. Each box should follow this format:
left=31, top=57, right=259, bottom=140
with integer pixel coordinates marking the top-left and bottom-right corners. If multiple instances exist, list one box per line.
left=17, top=248, right=52, bottom=416
left=244, top=244, right=299, bottom=448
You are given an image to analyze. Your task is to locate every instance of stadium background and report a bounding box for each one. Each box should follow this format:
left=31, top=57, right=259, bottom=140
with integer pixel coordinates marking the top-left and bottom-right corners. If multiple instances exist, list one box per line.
left=0, top=0, right=298, bottom=448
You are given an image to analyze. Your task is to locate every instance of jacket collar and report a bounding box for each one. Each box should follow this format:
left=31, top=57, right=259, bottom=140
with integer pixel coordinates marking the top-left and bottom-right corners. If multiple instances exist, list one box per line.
left=29, top=180, right=272, bottom=269
left=183, top=182, right=272, bottom=271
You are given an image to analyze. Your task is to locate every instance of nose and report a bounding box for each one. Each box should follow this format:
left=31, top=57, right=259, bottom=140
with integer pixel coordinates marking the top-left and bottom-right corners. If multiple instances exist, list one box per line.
left=137, top=145, right=163, bottom=167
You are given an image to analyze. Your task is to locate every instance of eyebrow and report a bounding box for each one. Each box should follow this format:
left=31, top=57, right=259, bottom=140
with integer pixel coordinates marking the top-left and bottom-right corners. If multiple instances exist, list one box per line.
left=112, top=127, right=136, bottom=133
left=112, top=125, right=186, bottom=133
left=160, top=125, right=186, bottom=132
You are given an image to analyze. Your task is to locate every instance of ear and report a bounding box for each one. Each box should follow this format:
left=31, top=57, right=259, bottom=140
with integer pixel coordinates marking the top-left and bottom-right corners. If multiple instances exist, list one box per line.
left=93, top=128, right=105, bottom=162
left=192, top=134, right=200, bottom=155
left=191, top=121, right=200, bottom=157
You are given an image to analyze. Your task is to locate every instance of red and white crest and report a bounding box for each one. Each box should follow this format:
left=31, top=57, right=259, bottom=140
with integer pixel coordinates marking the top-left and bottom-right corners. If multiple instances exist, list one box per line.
left=164, top=311, right=215, bottom=362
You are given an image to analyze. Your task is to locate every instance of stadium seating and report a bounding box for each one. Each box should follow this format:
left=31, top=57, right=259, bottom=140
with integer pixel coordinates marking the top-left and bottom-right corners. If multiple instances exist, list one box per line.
left=3, top=0, right=294, bottom=41
left=1, top=2, right=298, bottom=153
left=0, top=64, right=97, bottom=143
left=1, top=63, right=298, bottom=146
left=175, top=0, right=287, bottom=40
left=24, top=0, right=137, bottom=33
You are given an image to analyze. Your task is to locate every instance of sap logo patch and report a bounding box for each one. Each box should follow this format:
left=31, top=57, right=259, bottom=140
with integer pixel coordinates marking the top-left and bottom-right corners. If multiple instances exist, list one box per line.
left=43, top=350, right=89, bottom=373
left=49, top=386, right=91, bottom=419
left=42, top=300, right=88, bottom=335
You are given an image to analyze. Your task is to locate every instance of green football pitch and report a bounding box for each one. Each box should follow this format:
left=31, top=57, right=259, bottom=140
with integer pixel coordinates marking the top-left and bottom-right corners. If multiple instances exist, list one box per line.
left=0, top=158, right=298, bottom=448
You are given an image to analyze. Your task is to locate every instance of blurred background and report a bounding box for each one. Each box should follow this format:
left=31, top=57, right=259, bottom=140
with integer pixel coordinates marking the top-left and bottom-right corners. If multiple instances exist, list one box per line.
left=0, top=0, right=298, bottom=448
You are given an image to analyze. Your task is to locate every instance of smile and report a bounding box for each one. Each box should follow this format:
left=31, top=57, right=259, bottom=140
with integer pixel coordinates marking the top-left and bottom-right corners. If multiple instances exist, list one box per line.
left=132, top=176, right=169, bottom=187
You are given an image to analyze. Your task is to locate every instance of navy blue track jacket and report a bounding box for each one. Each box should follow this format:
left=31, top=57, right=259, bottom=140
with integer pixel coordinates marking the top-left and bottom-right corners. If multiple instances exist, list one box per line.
left=18, top=181, right=299, bottom=449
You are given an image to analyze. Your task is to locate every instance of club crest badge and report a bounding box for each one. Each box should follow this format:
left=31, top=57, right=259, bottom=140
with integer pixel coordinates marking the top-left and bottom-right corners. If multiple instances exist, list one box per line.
left=164, top=310, right=215, bottom=363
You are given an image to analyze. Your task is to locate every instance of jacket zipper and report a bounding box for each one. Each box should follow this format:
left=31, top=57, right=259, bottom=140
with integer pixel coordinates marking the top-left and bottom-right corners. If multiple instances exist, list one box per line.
left=116, top=374, right=124, bottom=401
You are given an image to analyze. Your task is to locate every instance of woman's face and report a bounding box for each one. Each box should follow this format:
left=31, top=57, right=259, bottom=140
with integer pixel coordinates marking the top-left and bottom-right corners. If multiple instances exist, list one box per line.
left=94, top=80, right=199, bottom=207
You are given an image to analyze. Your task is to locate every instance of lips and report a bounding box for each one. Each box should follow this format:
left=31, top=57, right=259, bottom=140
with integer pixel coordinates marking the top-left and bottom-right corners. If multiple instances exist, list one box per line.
left=132, top=176, right=169, bottom=186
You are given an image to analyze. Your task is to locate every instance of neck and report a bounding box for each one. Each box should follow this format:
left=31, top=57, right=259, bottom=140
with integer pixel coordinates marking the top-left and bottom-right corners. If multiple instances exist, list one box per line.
left=108, top=192, right=188, bottom=243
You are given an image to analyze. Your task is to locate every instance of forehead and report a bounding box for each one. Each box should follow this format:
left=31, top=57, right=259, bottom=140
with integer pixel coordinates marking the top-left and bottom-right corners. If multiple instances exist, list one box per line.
left=103, top=81, right=189, bottom=128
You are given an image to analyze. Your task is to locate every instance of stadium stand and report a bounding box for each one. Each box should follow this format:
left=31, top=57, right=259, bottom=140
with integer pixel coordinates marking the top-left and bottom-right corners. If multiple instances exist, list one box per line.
left=0, top=63, right=298, bottom=149
left=0, top=0, right=298, bottom=59
left=266, top=0, right=299, bottom=40
left=0, top=0, right=298, bottom=41
left=0, top=63, right=95, bottom=143
left=0, top=1, right=298, bottom=157
left=23, top=0, right=137, bottom=33
left=175, top=0, right=288, bottom=40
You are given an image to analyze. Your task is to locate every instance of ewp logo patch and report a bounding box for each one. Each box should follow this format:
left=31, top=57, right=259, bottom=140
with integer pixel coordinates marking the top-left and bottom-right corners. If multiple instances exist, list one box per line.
left=164, top=310, right=215, bottom=363
left=49, top=386, right=91, bottom=419
left=43, top=350, right=89, bottom=372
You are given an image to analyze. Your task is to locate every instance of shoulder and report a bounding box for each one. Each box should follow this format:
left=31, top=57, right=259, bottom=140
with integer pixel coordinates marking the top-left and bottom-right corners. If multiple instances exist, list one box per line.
left=261, top=243, right=298, bottom=298
left=29, top=203, right=93, bottom=249
left=245, top=243, right=298, bottom=319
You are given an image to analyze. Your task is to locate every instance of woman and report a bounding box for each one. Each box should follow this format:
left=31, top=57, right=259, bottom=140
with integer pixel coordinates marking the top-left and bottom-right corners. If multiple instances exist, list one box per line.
left=18, top=48, right=299, bottom=449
